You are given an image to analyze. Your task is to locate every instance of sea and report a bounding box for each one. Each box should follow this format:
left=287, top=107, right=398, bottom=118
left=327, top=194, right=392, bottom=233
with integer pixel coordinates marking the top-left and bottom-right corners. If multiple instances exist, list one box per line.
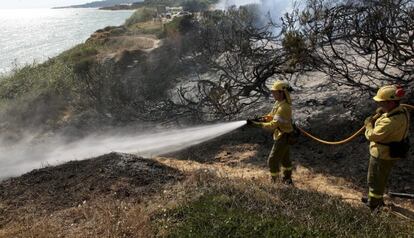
left=0, top=8, right=134, bottom=74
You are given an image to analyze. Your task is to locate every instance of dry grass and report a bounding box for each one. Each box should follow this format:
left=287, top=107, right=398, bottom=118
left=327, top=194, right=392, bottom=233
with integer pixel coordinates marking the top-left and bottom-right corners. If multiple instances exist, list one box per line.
left=156, top=156, right=414, bottom=212
left=105, top=36, right=158, bottom=51
left=96, top=33, right=162, bottom=63
left=129, top=21, right=163, bottom=35
left=0, top=198, right=152, bottom=238
left=150, top=168, right=414, bottom=237
left=1, top=156, right=413, bottom=237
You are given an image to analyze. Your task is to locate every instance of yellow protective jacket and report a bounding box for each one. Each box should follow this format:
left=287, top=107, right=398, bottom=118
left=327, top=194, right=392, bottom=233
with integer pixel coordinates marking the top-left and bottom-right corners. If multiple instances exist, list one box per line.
left=254, top=100, right=293, bottom=140
left=365, top=105, right=410, bottom=160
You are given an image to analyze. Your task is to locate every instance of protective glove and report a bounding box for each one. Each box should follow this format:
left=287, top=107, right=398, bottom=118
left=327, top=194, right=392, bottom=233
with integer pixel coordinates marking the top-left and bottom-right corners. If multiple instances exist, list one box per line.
left=253, top=115, right=268, bottom=122
left=246, top=119, right=254, bottom=126
left=375, top=108, right=384, bottom=114
left=364, top=116, right=374, bottom=128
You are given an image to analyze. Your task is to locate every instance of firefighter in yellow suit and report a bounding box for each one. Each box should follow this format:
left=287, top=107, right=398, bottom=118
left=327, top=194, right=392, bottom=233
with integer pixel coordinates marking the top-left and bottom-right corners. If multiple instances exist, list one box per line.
left=248, top=80, right=294, bottom=184
left=363, top=85, right=410, bottom=210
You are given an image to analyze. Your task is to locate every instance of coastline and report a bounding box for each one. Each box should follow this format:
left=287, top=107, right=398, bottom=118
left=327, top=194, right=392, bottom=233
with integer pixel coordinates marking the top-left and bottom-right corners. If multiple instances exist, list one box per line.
left=0, top=8, right=134, bottom=74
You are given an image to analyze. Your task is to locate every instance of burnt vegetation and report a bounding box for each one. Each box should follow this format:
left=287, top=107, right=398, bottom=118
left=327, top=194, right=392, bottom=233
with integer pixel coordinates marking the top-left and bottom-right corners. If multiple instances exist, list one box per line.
left=165, top=0, right=414, bottom=121
left=0, top=0, right=412, bottom=132
left=289, top=0, right=414, bottom=92
left=175, top=6, right=293, bottom=119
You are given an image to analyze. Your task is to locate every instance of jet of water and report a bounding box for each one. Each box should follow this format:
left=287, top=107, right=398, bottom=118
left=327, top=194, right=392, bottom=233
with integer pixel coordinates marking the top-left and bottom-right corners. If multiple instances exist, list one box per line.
left=0, top=121, right=247, bottom=178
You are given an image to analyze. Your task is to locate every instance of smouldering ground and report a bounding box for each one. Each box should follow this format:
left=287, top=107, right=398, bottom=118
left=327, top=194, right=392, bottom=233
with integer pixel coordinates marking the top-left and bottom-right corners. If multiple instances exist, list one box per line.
left=0, top=128, right=413, bottom=237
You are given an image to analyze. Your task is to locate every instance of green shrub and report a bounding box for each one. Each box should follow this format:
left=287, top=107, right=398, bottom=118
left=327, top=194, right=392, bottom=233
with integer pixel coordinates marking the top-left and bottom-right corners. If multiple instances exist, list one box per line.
left=163, top=16, right=183, bottom=37
left=73, top=58, right=94, bottom=75
left=0, top=61, right=74, bottom=101
left=125, top=8, right=157, bottom=27
left=59, top=44, right=98, bottom=64
left=182, top=0, right=216, bottom=12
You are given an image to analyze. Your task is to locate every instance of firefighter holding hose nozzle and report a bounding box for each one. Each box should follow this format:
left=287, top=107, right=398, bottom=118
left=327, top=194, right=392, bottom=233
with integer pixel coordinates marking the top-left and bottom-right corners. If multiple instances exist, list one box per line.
left=247, top=80, right=295, bottom=185
left=362, top=85, right=410, bottom=210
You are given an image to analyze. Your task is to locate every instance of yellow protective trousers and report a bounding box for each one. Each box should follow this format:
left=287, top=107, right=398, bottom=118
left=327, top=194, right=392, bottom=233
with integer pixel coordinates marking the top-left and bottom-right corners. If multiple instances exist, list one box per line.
left=367, top=156, right=397, bottom=206
left=268, top=133, right=292, bottom=178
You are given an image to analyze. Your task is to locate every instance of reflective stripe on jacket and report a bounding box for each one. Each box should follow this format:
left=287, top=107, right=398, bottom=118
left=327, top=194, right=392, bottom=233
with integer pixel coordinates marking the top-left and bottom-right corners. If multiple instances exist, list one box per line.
left=255, top=100, right=293, bottom=140
left=365, top=105, right=410, bottom=160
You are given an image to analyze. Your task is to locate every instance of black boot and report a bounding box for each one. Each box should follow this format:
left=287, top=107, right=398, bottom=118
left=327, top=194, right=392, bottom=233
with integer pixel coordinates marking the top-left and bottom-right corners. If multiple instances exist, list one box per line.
left=369, top=198, right=385, bottom=211
left=282, top=177, right=293, bottom=185
left=282, top=170, right=293, bottom=185
left=361, top=196, right=368, bottom=204
left=282, top=176, right=293, bottom=186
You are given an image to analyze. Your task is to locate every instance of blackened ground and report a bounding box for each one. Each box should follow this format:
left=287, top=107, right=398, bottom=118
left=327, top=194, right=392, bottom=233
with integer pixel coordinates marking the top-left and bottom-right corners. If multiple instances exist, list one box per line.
left=0, top=152, right=183, bottom=228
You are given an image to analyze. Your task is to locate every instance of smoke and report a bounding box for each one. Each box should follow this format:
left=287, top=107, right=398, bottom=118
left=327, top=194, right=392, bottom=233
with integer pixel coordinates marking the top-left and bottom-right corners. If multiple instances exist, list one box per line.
left=215, top=0, right=296, bottom=24
left=260, top=0, right=296, bottom=22
left=215, top=0, right=261, bottom=9
left=0, top=121, right=246, bottom=179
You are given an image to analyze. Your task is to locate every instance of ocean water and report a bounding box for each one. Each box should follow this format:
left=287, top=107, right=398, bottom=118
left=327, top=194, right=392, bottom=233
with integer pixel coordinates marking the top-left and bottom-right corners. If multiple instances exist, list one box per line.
left=0, top=8, right=134, bottom=74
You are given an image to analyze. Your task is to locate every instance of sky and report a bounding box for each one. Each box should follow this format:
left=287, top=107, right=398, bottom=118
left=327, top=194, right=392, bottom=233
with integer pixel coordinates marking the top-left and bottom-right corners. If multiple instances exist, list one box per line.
left=0, top=0, right=93, bottom=9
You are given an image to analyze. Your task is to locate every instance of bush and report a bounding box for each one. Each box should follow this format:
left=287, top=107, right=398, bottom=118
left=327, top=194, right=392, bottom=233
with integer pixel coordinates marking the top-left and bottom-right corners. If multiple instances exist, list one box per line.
left=0, top=60, right=76, bottom=132
left=59, top=44, right=98, bottom=64
left=183, top=0, right=210, bottom=12
left=0, top=61, right=74, bottom=101
left=125, top=7, right=157, bottom=27
left=73, top=58, right=94, bottom=75
left=163, top=16, right=191, bottom=37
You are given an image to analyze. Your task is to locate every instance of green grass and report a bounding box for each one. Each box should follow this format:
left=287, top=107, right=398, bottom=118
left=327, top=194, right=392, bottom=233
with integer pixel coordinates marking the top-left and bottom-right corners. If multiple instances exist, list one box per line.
left=0, top=40, right=105, bottom=101
left=0, top=60, right=74, bottom=100
left=161, top=194, right=324, bottom=237
left=0, top=41, right=102, bottom=130
left=154, top=178, right=414, bottom=237
left=59, top=43, right=99, bottom=64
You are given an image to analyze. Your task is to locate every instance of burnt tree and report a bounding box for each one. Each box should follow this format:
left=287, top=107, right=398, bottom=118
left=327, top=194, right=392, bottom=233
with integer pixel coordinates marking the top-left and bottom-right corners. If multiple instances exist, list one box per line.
left=288, top=0, right=414, bottom=93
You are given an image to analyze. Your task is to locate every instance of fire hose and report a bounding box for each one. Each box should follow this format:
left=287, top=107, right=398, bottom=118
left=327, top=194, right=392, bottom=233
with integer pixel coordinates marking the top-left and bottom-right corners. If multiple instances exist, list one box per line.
left=295, top=104, right=414, bottom=145
left=295, top=104, right=414, bottom=201
left=248, top=104, right=414, bottom=204
left=296, top=125, right=365, bottom=145
left=389, top=192, right=414, bottom=199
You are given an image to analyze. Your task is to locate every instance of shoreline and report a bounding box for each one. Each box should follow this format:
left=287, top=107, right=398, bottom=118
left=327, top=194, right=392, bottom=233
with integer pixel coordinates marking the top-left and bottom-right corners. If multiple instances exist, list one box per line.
left=0, top=8, right=134, bottom=75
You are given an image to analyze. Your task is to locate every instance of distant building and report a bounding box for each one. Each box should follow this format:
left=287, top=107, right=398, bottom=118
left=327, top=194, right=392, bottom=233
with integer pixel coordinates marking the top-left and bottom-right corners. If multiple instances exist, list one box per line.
left=157, top=5, right=186, bottom=19
left=166, top=6, right=183, bottom=15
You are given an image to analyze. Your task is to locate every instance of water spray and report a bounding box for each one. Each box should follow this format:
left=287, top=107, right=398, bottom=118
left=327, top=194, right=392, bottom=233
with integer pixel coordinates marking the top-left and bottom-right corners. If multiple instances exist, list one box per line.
left=0, top=121, right=247, bottom=179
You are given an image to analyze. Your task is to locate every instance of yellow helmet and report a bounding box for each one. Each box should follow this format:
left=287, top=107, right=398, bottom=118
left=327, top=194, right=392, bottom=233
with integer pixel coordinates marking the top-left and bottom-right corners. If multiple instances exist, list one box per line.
left=373, top=85, right=405, bottom=102
left=271, top=80, right=289, bottom=91
left=270, top=80, right=292, bottom=104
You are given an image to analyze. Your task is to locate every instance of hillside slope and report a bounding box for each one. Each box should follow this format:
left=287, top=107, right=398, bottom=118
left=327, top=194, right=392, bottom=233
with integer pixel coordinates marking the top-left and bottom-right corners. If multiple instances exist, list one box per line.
left=0, top=127, right=413, bottom=237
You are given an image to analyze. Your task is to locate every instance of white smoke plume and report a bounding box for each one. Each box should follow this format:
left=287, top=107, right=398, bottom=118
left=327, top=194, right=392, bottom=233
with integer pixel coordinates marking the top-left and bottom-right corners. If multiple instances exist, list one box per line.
left=215, top=0, right=296, bottom=24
